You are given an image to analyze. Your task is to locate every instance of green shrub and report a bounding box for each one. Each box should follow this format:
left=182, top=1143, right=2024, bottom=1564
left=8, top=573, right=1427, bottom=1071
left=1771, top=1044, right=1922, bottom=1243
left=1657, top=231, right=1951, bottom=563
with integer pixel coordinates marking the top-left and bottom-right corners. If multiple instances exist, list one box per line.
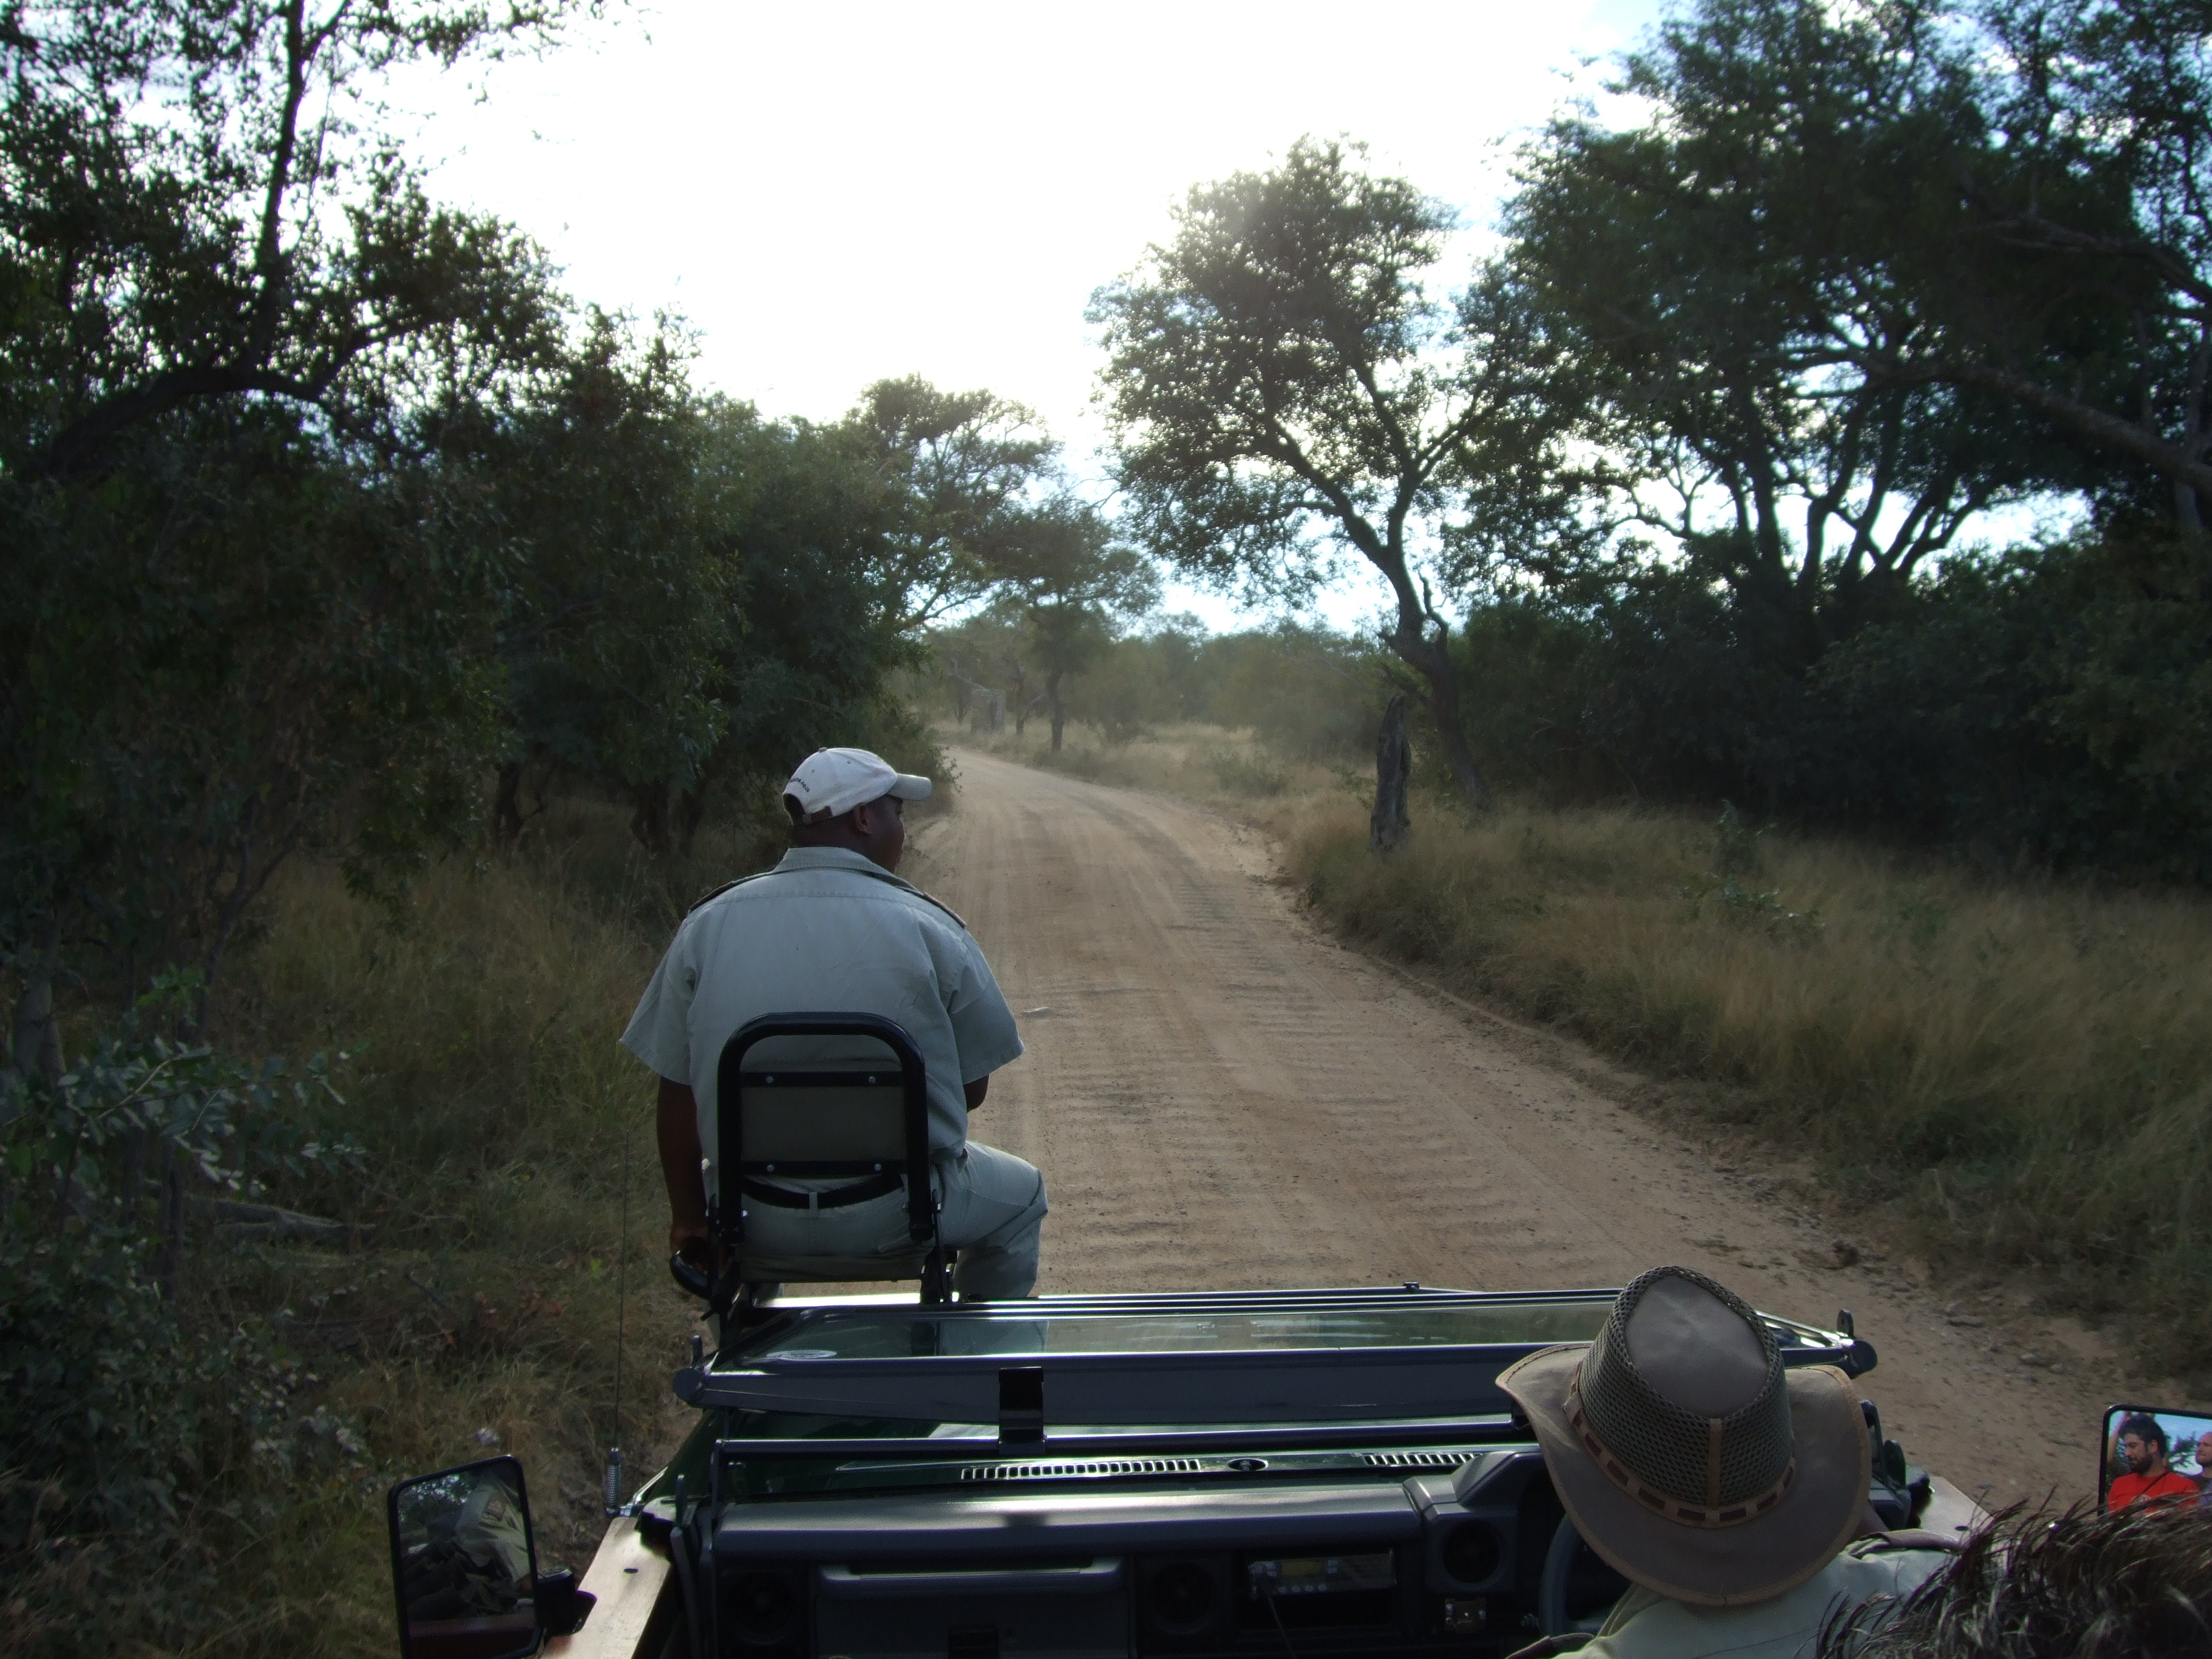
left=0, top=998, right=364, bottom=1655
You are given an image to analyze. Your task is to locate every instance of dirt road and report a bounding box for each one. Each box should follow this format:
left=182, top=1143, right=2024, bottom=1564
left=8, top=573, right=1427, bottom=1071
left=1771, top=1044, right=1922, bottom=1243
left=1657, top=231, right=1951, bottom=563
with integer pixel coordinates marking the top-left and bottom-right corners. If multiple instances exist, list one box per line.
left=905, top=748, right=2123, bottom=1509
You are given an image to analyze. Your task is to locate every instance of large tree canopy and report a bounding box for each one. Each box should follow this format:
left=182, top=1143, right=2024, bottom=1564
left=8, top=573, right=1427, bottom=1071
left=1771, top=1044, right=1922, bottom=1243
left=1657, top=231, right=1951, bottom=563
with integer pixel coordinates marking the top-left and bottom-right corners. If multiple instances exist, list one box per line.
left=1894, top=0, right=2212, bottom=524
left=1, top=1, right=581, bottom=477
left=1507, top=0, right=2093, bottom=658
left=1517, top=0, right=2212, bottom=550
left=848, top=376, right=1060, bottom=629
left=1090, top=137, right=1567, bottom=806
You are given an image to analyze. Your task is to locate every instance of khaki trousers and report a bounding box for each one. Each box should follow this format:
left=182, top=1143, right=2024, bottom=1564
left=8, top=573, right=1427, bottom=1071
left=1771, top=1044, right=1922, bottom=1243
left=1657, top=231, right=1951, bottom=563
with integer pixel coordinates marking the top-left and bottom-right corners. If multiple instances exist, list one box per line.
left=736, top=1140, right=1046, bottom=1300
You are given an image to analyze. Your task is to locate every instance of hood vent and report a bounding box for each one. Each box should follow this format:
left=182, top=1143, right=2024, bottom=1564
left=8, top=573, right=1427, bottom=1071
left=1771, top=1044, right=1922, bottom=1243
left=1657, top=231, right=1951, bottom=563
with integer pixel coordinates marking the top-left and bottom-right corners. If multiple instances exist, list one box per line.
left=1362, top=1450, right=1475, bottom=1469
left=958, top=1457, right=1208, bottom=1482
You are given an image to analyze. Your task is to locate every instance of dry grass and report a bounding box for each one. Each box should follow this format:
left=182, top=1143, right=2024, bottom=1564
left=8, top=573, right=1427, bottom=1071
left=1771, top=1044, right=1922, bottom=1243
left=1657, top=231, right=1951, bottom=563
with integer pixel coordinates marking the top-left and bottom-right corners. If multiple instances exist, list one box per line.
left=1002, top=720, right=2212, bottom=1380
left=167, top=797, right=780, bottom=1657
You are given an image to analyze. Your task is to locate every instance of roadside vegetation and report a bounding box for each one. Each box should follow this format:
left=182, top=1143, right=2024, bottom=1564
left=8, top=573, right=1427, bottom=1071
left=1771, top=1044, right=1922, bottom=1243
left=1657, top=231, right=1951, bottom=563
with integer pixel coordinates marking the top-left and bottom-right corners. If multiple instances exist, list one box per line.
left=3, top=793, right=803, bottom=1658
left=938, top=622, right=2212, bottom=1389
left=0, top=11, right=1068, bottom=1652
left=1289, top=797, right=2212, bottom=1382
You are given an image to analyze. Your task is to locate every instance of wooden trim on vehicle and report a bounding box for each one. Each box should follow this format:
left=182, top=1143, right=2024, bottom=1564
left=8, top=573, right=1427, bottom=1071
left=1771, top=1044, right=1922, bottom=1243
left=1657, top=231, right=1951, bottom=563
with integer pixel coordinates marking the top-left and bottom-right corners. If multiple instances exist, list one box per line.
left=546, top=1515, right=675, bottom=1659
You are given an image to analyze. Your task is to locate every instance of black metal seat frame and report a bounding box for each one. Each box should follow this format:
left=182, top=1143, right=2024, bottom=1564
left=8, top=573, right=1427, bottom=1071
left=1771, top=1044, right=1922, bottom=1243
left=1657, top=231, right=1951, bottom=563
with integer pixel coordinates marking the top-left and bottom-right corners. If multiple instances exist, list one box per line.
left=676, top=1012, right=951, bottom=1319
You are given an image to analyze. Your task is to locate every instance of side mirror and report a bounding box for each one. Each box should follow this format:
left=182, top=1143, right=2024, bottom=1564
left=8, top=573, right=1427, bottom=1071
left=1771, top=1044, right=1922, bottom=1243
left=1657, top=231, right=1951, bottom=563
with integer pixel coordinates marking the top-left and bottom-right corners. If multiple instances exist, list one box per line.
left=2101, top=1404, right=2212, bottom=1513
left=388, top=1456, right=595, bottom=1658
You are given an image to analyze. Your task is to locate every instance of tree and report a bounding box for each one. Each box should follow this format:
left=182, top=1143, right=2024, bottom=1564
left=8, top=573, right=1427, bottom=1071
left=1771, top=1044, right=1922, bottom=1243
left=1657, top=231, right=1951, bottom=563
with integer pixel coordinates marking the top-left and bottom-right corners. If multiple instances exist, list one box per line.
left=986, top=500, right=1158, bottom=750
left=1534, top=0, right=2212, bottom=536
left=678, top=404, right=925, bottom=846
left=1091, top=138, right=1538, bottom=806
left=1506, top=0, right=2087, bottom=660
left=488, top=313, right=729, bottom=851
left=1909, top=0, right=2212, bottom=527
left=847, top=376, right=1060, bottom=628
left=0, top=1, right=576, bottom=1044
left=1, top=1, right=574, bottom=479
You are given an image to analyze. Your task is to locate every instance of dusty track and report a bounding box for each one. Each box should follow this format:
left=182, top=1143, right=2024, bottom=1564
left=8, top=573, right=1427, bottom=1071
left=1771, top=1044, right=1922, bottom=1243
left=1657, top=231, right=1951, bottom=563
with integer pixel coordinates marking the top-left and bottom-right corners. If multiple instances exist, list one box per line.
left=906, top=748, right=2119, bottom=1509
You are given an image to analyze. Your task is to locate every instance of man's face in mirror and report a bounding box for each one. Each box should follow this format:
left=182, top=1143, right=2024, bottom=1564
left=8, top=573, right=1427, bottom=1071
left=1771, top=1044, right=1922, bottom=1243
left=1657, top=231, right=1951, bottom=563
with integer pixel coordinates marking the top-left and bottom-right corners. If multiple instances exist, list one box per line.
left=2123, top=1432, right=2159, bottom=1474
left=2195, top=1433, right=2212, bottom=1471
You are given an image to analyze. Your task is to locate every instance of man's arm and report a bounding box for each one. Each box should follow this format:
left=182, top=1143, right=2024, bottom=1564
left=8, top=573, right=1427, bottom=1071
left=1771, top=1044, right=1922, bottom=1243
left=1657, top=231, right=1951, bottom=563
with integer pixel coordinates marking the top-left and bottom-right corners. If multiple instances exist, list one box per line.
left=964, top=1076, right=988, bottom=1111
left=658, top=1076, right=709, bottom=1262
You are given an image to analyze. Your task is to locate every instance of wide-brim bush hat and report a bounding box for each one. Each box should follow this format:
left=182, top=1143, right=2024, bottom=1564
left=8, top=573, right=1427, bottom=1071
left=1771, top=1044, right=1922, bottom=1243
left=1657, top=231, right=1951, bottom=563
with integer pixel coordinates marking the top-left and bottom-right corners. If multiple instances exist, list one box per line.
left=1498, top=1265, right=1870, bottom=1609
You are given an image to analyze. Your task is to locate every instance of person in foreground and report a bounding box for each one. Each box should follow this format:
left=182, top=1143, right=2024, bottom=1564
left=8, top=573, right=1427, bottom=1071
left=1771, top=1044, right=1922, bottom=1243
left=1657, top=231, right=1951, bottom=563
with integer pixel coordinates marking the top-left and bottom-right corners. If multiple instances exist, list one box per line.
left=1500, top=1264, right=1958, bottom=1659
left=1817, top=1500, right=2212, bottom=1658
left=622, top=746, right=1046, bottom=1302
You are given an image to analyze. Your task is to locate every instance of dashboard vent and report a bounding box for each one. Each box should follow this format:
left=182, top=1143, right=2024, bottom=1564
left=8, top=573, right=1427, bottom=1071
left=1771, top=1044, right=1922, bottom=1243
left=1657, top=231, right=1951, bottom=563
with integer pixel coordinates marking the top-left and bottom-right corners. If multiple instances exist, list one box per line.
left=958, top=1458, right=1209, bottom=1482
left=1362, top=1450, right=1475, bottom=1469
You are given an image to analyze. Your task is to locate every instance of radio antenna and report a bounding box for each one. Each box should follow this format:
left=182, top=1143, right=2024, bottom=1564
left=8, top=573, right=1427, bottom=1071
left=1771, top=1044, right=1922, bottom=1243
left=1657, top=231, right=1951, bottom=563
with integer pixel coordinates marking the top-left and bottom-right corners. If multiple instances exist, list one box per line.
left=604, top=1111, right=630, bottom=1515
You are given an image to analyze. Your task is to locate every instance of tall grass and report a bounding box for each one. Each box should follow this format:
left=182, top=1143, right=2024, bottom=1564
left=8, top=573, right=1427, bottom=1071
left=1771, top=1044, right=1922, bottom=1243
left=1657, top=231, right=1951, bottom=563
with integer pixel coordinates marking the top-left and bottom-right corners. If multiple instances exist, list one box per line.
left=1293, top=796, right=2212, bottom=1375
left=136, top=799, right=782, bottom=1658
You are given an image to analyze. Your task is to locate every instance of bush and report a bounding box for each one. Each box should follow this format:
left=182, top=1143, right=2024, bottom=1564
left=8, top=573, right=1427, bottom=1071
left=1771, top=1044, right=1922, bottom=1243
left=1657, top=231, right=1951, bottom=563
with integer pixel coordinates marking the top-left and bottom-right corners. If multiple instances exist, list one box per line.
left=1450, top=531, right=2212, bottom=881
left=0, top=1000, right=363, bottom=1655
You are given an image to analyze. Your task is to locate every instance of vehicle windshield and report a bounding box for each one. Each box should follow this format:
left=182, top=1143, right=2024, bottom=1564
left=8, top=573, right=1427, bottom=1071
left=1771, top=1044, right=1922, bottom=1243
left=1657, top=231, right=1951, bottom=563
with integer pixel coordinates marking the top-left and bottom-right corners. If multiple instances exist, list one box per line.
left=673, top=1289, right=1859, bottom=1499
left=734, top=1295, right=1617, bottom=1363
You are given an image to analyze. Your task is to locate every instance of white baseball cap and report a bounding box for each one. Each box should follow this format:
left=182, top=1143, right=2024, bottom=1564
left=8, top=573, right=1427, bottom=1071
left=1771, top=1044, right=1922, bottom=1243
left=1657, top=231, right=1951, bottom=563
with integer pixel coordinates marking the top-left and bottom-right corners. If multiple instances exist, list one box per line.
left=783, top=748, right=933, bottom=821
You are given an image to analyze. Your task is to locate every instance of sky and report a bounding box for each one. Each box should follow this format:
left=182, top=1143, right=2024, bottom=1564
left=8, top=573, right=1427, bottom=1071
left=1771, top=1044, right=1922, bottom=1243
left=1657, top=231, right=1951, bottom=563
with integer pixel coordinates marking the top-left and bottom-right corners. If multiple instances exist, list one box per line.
left=392, top=0, right=1669, bottom=630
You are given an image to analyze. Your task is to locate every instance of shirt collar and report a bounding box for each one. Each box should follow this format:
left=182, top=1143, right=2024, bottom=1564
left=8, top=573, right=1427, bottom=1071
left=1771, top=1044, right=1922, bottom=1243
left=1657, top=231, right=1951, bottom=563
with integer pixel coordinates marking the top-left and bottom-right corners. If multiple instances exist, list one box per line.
left=773, top=845, right=917, bottom=889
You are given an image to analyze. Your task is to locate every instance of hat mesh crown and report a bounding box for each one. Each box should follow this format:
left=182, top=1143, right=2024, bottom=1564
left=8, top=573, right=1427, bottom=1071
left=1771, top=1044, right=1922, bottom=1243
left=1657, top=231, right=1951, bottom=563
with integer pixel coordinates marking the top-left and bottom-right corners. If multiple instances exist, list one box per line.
left=1576, top=1266, right=1795, bottom=1510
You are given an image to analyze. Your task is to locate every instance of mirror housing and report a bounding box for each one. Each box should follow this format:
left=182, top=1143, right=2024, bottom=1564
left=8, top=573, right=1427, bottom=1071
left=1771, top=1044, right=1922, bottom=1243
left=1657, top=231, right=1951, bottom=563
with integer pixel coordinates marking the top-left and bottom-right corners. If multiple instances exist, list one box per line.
left=389, top=1455, right=593, bottom=1659
left=534, top=1567, right=596, bottom=1639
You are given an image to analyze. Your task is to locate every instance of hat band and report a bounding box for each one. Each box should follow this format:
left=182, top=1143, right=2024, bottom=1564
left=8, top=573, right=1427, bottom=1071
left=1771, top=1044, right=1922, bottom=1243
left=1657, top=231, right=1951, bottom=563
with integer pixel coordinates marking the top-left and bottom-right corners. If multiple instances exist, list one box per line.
left=1565, top=1372, right=1796, bottom=1529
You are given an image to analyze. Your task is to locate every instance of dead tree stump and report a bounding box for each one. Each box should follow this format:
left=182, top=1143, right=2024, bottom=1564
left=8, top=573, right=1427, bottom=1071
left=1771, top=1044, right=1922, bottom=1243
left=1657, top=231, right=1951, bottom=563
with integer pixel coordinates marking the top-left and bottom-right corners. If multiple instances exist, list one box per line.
left=1370, top=693, right=1411, bottom=852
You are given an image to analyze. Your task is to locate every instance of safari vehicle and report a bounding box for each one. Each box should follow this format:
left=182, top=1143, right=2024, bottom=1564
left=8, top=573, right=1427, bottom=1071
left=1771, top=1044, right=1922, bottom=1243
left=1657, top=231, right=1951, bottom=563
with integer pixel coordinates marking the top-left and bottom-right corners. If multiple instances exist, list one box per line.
left=387, top=1017, right=2006, bottom=1659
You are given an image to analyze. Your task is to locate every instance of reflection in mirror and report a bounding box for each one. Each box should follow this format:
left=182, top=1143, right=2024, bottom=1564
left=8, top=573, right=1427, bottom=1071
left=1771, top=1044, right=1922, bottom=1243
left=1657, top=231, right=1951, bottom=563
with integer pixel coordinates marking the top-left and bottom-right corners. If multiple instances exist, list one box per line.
left=2100, top=1405, right=2212, bottom=1513
left=389, top=1456, right=540, bottom=1659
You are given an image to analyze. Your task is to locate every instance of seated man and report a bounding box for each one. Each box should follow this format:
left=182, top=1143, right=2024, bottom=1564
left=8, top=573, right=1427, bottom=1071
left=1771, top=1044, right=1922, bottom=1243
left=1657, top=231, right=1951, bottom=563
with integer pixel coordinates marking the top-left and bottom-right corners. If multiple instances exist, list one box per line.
left=621, top=746, right=1046, bottom=1303
left=1499, top=1265, right=1960, bottom=1659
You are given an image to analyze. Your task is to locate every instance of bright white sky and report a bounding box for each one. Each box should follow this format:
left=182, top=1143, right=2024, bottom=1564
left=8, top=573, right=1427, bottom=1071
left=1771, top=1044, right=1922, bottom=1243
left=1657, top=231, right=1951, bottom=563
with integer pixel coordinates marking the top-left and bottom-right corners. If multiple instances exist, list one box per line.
left=397, top=1, right=1668, bottom=629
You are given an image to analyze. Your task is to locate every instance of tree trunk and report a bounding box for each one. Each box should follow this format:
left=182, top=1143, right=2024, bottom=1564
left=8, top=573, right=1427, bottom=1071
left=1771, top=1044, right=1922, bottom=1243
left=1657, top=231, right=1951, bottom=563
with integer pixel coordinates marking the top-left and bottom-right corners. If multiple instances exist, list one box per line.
left=1388, top=625, right=1492, bottom=808
left=630, top=782, right=672, bottom=857
left=1370, top=694, right=1411, bottom=852
left=155, top=1143, right=187, bottom=1302
left=676, top=784, right=709, bottom=858
left=493, top=762, right=525, bottom=844
left=10, top=917, right=63, bottom=1083
left=1048, top=671, right=1067, bottom=752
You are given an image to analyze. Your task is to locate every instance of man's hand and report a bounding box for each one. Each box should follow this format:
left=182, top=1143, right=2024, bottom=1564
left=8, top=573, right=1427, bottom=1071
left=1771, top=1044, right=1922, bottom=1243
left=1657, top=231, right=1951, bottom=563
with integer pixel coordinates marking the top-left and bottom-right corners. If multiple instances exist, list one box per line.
left=670, top=1220, right=710, bottom=1267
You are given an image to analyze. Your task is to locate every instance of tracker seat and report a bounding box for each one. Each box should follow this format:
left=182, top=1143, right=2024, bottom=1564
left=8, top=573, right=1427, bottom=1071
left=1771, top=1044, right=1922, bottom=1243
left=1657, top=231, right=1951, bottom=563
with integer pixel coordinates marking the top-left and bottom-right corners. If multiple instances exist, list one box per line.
left=672, top=1013, right=951, bottom=1321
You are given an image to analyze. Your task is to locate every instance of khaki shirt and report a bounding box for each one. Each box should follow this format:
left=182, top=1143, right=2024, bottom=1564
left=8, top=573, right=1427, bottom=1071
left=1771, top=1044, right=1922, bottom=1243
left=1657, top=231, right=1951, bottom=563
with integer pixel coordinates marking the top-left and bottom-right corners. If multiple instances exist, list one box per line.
left=620, top=848, right=1023, bottom=1183
left=1575, top=1538, right=1951, bottom=1659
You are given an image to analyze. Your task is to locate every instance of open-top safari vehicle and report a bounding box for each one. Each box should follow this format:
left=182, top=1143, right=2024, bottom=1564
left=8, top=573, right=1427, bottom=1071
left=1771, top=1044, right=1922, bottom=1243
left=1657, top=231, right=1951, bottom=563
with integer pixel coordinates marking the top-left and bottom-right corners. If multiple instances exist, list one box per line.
left=381, top=1017, right=2027, bottom=1659
left=389, top=1283, right=2025, bottom=1659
